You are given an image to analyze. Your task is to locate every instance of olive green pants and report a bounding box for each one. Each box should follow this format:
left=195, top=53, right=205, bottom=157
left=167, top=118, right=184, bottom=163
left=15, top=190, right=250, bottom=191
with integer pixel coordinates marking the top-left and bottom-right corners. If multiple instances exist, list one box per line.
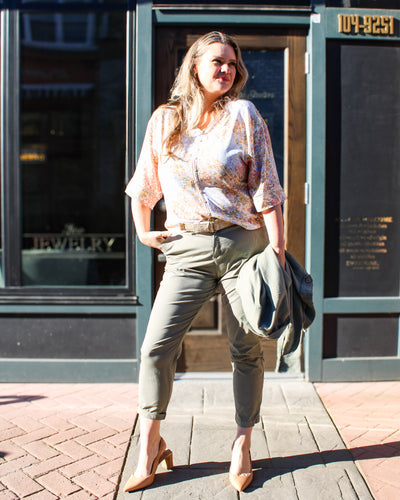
left=138, top=224, right=267, bottom=427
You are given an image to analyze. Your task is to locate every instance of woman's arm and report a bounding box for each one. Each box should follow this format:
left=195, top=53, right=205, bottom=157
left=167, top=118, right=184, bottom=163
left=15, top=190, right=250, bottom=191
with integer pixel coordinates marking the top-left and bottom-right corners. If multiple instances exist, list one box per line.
left=131, top=199, right=170, bottom=250
left=262, top=204, right=286, bottom=268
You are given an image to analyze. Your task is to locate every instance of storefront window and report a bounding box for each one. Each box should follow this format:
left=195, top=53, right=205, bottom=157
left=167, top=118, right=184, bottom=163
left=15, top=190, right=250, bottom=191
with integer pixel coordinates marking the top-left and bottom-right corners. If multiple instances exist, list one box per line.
left=20, top=10, right=126, bottom=286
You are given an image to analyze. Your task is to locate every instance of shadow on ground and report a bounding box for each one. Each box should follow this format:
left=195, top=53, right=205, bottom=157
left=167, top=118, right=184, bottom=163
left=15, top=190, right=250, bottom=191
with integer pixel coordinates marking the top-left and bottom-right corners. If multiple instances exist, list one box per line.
left=0, top=395, right=46, bottom=405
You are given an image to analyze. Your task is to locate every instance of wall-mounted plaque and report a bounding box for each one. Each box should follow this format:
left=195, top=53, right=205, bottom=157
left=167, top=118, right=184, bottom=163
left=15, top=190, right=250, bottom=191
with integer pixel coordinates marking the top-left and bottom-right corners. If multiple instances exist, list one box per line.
left=325, top=41, right=400, bottom=297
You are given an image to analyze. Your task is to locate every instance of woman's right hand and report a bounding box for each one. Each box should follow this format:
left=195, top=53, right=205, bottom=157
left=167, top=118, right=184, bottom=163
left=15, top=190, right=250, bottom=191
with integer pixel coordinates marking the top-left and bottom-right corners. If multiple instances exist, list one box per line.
left=138, top=230, right=171, bottom=250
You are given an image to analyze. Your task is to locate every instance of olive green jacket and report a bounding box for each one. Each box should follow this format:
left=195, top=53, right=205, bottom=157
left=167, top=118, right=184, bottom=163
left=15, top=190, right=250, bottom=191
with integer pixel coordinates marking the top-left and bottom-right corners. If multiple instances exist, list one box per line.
left=237, top=245, right=315, bottom=373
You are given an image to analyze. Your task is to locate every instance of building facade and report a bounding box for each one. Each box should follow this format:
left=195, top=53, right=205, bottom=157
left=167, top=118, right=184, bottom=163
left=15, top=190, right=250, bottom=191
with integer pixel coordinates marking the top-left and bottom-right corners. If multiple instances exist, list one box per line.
left=0, top=0, right=399, bottom=382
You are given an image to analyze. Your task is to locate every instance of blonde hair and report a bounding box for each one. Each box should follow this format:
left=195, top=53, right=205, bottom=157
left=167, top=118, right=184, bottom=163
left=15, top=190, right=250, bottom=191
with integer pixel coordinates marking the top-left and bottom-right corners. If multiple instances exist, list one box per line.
left=163, top=31, right=248, bottom=155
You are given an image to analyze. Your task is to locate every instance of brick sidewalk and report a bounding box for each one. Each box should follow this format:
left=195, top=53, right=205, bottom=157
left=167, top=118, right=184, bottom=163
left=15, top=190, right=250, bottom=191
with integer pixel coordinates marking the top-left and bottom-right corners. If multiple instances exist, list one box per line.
left=2, top=380, right=399, bottom=498
left=0, top=383, right=138, bottom=499
left=117, top=379, right=372, bottom=499
left=315, top=381, right=400, bottom=500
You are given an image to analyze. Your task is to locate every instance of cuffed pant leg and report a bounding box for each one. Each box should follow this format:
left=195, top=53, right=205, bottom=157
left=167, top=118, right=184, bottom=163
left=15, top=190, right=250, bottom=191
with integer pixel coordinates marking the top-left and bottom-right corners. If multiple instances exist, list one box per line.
left=139, top=258, right=217, bottom=420
left=221, top=278, right=264, bottom=427
left=217, top=226, right=267, bottom=428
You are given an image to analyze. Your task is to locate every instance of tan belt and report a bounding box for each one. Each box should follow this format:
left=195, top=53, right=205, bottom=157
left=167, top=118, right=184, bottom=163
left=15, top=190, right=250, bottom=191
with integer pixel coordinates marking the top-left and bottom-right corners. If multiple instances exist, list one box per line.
left=179, top=218, right=234, bottom=234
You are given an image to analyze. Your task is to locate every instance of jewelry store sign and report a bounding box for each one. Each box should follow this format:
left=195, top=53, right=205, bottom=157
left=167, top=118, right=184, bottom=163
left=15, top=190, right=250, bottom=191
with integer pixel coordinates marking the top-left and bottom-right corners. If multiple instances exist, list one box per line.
left=24, top=224, right=124, bottom=253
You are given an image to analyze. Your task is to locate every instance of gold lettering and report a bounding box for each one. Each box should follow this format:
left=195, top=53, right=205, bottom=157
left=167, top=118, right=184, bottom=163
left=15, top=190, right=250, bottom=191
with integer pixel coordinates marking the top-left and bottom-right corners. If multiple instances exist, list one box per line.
left=364, top=15, right=372, bottom=34
left=338, top=14, right=343, bottom=33
left=343, top=14, right=352, bottom=33
left=351, top=14, right=360, bottom=34
left=381, top=16, right=389, bottom=35
left=338, top=14, right=396, bottom=36
left=372, top=15, right=381, bottom=34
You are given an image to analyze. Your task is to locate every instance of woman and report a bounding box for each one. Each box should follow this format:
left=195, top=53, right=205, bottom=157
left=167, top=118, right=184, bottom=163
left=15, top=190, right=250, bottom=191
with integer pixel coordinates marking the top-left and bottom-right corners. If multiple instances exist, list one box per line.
left=124, top=31, right=286, bottom=493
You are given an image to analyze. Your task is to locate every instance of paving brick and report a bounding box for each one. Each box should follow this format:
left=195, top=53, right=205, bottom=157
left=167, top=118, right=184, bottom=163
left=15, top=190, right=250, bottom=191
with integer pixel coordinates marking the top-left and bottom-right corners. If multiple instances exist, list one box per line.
left=73, top=470, right=115, bottom=497
left=0, top=455, right=39, bottom=477
left=263, top=415, right=319, bottom=455
left=190, top=416, right=235, bottom=468
left=53, top=440, right=94, bottom=460
left=0, top=486, right=19, bottom=499
left=44, top=426, right=87, bottom=445
left=316, top=381, right=400, bottom=499
left=0, top=440, right=29, bottom=461
left=293, top=465, right=361, bottom=500
left=68, top=414, right=106, bottom=432
left=11, top=415, right=49, bottom=433
left=374, top=482, right=400, bottom=500
left=40, top=415, right=75, bottom=432
left=262, top=382, right=289, bottom=408
left=282, top=382, right=326, bottom=413
left=60, top=454, right=109, bottom=478
left=135, top=468, right=236, bottom=500
left=24, top=454, right=75, bottom=478
left=24, top=490, right=59, bottom=499
left=99, top=493, right=115, bottom=500
left=168, top=380, right=204, bottom=414
left=75, top=427, right=116, bottom=446
left=106, top=429, right=133, bottom=447
left=65, top=491, right=97, bottom=499
left=21, top=440, right=60, bottom=461
left=1, top=470, right=43, bottom=497
left=0, top=416, right=14, bottom=431
left=1, top=426, right=26, bottom=441
left=97, top=415, right=134, bottom=433
left=87, top=440, right=124, bottom=460
left=250, top=469, right=298, bottom=499
left=94, top=457, right=125, bottom=479
left=36, top=470, right=81, bottom=496
left=13, top=427, right=57, bottom=446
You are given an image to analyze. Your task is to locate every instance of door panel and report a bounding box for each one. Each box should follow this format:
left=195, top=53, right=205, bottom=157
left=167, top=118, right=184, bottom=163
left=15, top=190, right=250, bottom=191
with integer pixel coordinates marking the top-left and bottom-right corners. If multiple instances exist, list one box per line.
left=154, top=27, right=307, bottom=372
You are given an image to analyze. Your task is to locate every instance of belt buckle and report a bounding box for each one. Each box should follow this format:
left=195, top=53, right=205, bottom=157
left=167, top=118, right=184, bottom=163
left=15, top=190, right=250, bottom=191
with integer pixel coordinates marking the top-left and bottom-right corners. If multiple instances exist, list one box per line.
left=207, top=221, right=215, bottom=232
left=205, top=217, right=216, bottom=233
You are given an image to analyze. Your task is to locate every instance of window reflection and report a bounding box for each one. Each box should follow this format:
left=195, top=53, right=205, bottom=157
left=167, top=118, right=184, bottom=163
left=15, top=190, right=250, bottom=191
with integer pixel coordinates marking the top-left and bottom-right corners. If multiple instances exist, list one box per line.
left=20, top=10, right=126, bottom=286
left=240, top=50, right=285, bottom=184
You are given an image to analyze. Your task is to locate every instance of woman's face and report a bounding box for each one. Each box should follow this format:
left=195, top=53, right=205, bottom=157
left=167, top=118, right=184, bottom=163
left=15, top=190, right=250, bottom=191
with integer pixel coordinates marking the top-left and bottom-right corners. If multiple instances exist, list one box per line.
left=194, top=42, right=237, bottom=104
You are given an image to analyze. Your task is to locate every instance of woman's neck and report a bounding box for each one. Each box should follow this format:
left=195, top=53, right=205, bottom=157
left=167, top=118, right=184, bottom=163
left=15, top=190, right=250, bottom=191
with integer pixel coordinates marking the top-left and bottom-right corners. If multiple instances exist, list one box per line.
left=197, top=110, right=213, bottom=130
left=197, top=101, right=217, bottom=130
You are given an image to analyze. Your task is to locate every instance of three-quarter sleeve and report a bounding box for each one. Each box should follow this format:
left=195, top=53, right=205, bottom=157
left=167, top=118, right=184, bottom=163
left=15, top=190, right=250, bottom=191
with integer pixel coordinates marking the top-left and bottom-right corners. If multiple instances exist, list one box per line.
left=125, top=109, right=163, bottom=209
left=246, top=104, right=286, bottom=212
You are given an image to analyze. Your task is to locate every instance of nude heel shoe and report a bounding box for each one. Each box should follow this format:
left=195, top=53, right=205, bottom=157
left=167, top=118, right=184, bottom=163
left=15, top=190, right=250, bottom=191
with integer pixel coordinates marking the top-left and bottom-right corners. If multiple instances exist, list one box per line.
left=229, top=451, right=253, bottom=492
left=123, top=437, right=173, bottom=492
left=160, top=449, right=174, bottom=470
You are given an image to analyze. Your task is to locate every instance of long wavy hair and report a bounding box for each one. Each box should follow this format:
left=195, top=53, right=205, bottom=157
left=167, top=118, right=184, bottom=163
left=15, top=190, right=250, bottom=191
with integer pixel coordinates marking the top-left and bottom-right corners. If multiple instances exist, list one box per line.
left=163, top=31, right=248, bottom=155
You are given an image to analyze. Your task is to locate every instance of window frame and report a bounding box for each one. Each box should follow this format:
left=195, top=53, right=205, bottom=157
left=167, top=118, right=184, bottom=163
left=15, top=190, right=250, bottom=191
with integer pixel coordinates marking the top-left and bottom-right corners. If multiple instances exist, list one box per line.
left=0, top=6, right=136, bottom=304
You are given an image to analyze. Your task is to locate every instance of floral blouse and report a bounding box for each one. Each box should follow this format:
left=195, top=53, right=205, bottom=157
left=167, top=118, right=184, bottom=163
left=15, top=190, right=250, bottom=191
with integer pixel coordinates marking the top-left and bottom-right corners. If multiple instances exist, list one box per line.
left=125, top=99, right=286, bottom=230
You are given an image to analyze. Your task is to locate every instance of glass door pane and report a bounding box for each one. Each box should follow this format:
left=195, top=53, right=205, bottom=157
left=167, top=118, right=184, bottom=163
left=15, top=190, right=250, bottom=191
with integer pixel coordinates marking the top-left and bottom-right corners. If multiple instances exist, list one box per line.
left=240, top=49, right=285, bottom=184
left=20, top=10, right=126, bottom=286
